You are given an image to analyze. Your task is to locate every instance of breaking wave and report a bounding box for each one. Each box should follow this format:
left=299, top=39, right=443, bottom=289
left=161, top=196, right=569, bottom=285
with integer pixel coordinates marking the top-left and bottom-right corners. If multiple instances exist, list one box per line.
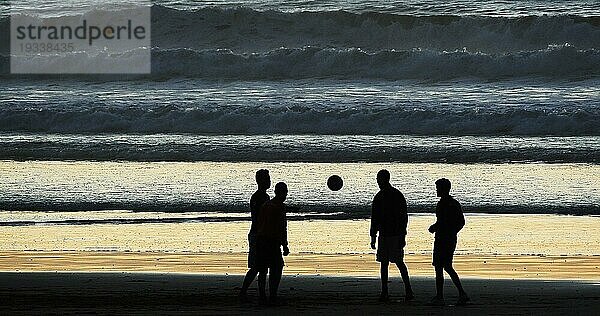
left=151, top=45, right=599, bottom=80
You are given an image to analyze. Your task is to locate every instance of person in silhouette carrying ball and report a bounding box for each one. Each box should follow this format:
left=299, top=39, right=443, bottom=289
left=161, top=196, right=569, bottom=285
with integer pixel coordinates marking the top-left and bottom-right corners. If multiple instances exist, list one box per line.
left=370, top=169, right=414, bottom=302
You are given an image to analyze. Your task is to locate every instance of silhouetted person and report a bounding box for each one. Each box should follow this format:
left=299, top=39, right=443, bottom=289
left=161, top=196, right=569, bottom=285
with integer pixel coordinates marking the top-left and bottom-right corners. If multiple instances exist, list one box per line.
left=255, top=182, right=289, bottom=305
left=239, top=169, right=271, bottom=301
left=370, top=169, right=414, bottom=302
left=428, top=178, right=469, bottom=306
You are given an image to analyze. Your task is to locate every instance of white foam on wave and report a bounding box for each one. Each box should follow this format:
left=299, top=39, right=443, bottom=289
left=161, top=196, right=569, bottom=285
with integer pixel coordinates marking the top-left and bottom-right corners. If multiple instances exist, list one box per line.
left=148, top=6, right=600, bottom=53
left=9, top=44, right=593, bottom=80
left=0, top=101, right=598, bottom=135
left=150, top=44, right=600, bottom=80
left=2, top=6, right=600, bottom=53
left=1, top=134, right=599, bottom=163
left=6, top=44, right=596, bottom=79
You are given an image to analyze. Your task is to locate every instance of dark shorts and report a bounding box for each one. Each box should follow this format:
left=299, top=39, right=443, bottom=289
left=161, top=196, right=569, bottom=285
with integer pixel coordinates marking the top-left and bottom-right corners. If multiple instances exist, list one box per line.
left=247, top=234, right=257, bottom=269
left=255, top=237, right=284, bottom=270
left=432, top=236, right=457, bottom=267
left=376, top=235, right=406, bottom=263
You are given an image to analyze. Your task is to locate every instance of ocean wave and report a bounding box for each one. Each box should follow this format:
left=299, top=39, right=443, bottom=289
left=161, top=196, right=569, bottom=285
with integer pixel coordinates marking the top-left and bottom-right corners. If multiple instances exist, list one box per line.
left=0, top=100, right=598, bottom=135
left=4, top=0, right=600, bottom=18
left=4, top=44, right=596, bottom=79
left=3, top=6, right=598, bottom=53
left=2, top=6, right=600, bottom=56
left=2, top=5, right=599, bottom=80
left=149, top=6, right=600, bottom=53
left=150, top=45, right=600, bottom=80
left=1, top=135, right=599, bottom=163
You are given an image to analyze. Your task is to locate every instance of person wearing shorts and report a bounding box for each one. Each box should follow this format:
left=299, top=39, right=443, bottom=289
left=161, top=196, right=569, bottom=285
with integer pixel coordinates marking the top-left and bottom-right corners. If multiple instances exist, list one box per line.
left=428, top=178, right=469, bottom=306
left=255, top=182, right=289, bottom=305
left=239, top=169, right=270, bottom=301
left=370, top=169, right=414, bottom=302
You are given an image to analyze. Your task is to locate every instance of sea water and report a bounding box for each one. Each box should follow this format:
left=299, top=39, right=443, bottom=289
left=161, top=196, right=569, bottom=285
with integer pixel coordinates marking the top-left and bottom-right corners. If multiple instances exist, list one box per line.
left=0, top=0, right=598, bottom=228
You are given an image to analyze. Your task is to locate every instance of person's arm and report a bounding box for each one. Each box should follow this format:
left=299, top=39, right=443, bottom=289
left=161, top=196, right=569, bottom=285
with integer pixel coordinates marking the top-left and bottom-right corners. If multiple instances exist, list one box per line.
left=428, top=201, right=439, bottom=233
left=428, top=222, right=437, bottom=233
left=249, top=195, right=257, bottom=221
left=454, top=201, right=465, bottom=234
left=400, top=193, right=408, bottom=232
left=281, top=206, right=289, bottom=255
left=370, top=195, right=379, bottom=249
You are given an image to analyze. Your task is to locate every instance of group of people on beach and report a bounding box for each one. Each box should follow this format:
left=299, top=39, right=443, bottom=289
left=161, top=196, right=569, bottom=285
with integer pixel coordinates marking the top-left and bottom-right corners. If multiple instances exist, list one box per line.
left=238, top=169, right=469, bottom=306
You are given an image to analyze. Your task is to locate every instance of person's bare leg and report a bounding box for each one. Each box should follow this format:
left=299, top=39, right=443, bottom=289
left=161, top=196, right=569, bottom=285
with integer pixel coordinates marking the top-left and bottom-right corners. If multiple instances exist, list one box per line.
left=257, top=269, right=267, bottom=304
left=395, top=262, right=414, bottom=300
left=240, top=268, right=259, bottom=294
left=269, top=265, right=283, bottom=302
left=429, top=265, right=445, bottom=305
left=444, top=264, right=469, bottom=303
left=379, top=261, right=389, bottom=301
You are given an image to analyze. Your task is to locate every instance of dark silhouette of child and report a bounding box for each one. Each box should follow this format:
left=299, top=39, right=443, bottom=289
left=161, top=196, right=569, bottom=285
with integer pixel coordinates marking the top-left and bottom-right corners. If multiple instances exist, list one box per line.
left=239, top=169, right=271, bottom=301
left=370, top=169, right=414, bottom=302
left=255, top=182, right=289, bottom=305
left=428, top=178, right=469, bottom=306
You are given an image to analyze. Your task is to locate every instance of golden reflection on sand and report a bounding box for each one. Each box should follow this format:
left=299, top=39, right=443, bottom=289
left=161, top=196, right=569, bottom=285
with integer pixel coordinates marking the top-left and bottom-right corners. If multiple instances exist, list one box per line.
left=0, top=215, right=598, bottom=279
left=0, top=251, right=598, bottom=280
left=1, top=215, right=598, bottom=255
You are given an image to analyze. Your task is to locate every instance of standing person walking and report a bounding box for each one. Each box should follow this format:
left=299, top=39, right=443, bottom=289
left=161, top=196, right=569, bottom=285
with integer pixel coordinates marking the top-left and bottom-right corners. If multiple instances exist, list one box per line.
left=429, top=178, right=469, bottom=306
left=239, top=169, right=271, bottom=301
left=370, top=169, right=414, bottom=302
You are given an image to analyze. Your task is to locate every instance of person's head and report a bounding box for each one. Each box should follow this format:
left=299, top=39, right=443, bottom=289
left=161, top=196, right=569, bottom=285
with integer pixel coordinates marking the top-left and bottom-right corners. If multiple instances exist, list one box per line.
left=435, top=178, right=451, bottom=197
left=255, top=169, right=271, bottom=190
left=274, top=182, right=288, bottom=201
left=376, top=169, right=391, bottom=189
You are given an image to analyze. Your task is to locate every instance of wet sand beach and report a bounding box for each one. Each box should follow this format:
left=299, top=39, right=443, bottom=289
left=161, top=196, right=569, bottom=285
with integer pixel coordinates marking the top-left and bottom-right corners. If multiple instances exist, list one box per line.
left=1, top=215, right=598, bottom=314
left=1, top=251, right=598, bottom=280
